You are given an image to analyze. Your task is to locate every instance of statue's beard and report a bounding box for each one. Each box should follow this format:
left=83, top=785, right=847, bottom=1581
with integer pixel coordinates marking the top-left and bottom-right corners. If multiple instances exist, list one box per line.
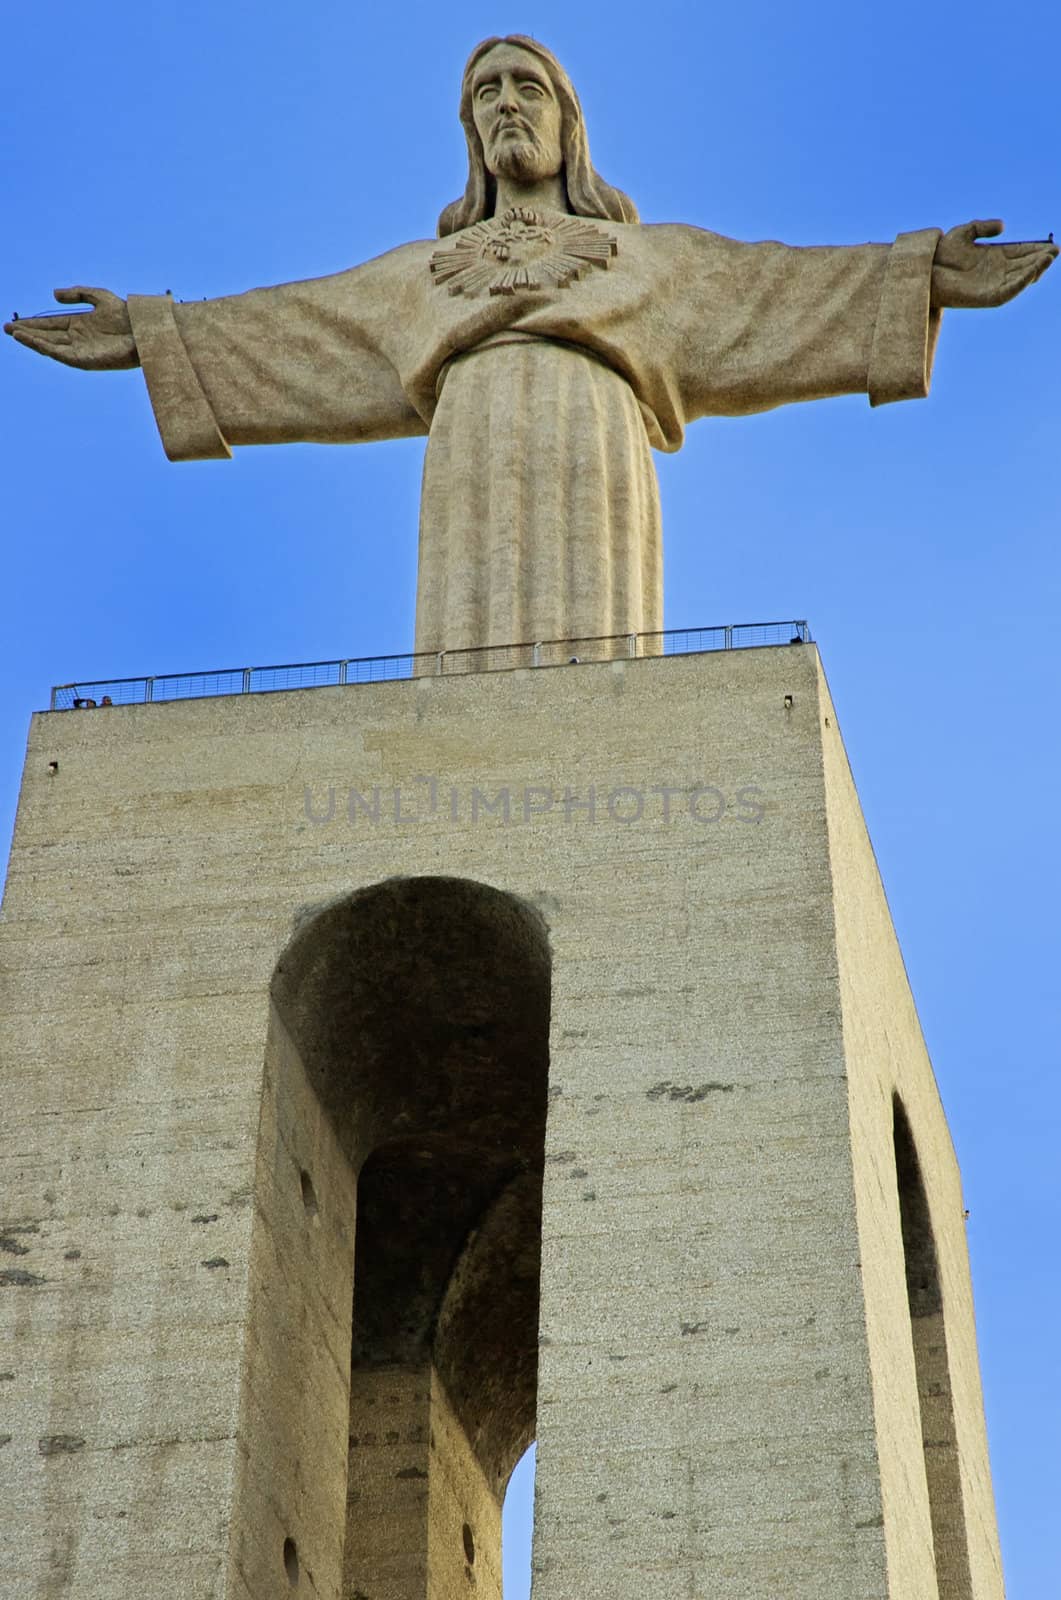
left=488, top=131, right=557, bottom=185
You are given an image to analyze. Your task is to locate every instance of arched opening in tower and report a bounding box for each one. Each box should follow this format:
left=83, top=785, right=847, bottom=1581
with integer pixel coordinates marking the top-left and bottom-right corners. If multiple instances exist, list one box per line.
left=259, top=875, right=549, bottom=1600
left=892, top=1095, right=973, bottom=1600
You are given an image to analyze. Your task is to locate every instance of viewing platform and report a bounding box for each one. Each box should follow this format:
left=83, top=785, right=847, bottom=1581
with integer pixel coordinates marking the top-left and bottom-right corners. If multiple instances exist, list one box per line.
left=49, top=620, right=811, bottom=711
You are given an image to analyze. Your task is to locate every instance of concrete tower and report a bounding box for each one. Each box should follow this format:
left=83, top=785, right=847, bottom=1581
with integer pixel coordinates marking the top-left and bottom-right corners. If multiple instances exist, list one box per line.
left=0, top=639, right=1002, bottom=1599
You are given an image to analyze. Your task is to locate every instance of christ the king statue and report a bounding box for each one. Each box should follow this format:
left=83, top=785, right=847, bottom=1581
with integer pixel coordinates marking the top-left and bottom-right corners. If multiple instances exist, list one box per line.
left=6, top=36, right=1055, bottom=656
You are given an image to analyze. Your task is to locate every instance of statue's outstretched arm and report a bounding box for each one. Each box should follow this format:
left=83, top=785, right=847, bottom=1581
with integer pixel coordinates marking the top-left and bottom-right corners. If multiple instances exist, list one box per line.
left=931, top=219, right=1056, bottom=308
left=5, top=261, right=428, bottom=460
left=669, top=215, right=1054, bottom=429
left=4, top=287, right=137, bottom=370
left=666, top=226, right=943, bottom=419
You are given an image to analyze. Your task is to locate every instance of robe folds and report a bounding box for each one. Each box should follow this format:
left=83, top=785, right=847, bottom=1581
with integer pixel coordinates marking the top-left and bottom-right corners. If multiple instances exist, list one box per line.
left=126, top=219, right=942, bottom=653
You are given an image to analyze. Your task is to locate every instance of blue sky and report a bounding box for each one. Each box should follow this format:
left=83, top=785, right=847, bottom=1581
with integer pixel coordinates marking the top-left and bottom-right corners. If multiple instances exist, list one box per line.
left=2, top=3, right=1058, bottom=1594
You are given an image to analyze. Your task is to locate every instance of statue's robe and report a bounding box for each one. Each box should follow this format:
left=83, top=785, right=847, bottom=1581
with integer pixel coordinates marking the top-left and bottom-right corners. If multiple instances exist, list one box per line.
left=126, top=219, right=942, bottom=654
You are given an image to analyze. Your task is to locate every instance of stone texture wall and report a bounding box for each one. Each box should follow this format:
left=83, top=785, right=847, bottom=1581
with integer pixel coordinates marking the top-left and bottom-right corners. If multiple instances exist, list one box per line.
left=818, top=661, right=1001, bottom=1600
left=0, top=645, right=1002, bottom=1598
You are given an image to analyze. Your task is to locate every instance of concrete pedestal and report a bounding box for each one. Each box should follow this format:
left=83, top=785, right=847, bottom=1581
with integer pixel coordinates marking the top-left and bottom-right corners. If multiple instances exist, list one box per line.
left=0, top=645, right=1001, bottom=1598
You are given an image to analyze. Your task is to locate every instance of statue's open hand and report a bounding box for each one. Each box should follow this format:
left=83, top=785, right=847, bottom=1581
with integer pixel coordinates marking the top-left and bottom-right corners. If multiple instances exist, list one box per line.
left=3, top=287, right=138, bottom=370
left=931, top=220, right=1057, bottom=309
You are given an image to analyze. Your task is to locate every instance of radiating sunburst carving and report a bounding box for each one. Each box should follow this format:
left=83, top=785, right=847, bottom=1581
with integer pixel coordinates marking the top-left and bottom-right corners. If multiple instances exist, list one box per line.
left=430, top=207, right=618, bottom=297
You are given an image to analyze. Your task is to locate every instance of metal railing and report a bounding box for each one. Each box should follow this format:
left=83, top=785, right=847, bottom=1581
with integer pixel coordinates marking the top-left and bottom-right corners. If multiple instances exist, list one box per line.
left=48, top=620, right=811, bottom=711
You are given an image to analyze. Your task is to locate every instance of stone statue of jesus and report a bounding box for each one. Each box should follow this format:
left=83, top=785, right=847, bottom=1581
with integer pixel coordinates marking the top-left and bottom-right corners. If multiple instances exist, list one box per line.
left=5, top=36, right=1055, bottom=655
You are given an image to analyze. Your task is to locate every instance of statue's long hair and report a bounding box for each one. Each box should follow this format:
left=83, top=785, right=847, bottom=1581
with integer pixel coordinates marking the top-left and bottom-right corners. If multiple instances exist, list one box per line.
left=437, top=36, right=639, bottom=237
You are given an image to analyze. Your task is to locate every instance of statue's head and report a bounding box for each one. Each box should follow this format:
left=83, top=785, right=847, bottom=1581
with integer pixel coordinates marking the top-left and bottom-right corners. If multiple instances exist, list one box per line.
left=438, top=36, right=639, bottom=237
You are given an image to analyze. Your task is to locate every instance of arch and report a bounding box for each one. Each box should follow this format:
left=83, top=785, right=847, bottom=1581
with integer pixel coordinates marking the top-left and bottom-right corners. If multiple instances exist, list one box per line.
left=229, top=877, right=550, bottom=1600
left=892, top=1095, right=974, bottom=1600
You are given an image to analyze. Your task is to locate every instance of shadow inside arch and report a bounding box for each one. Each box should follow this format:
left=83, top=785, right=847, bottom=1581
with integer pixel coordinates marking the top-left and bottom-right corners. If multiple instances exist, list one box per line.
left=892, top=1094, right=974, bottom=1600
left=230, top=876, right=551, bottom=1600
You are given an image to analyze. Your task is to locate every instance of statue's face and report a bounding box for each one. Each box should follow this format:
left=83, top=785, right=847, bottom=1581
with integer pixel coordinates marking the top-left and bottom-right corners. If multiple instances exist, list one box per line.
left=470, top=43, right=563, bottom=186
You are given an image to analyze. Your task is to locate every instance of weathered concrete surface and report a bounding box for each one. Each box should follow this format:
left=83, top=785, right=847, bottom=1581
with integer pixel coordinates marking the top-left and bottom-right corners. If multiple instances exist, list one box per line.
left=0, top=645, right=1002, bottom=1598
left=818, top=667, right=1000, bottom=1600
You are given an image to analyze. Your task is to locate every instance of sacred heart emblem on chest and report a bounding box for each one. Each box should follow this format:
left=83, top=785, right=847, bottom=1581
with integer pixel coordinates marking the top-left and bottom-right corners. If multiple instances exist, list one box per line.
left=430, top=207, right=618, bottom=297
